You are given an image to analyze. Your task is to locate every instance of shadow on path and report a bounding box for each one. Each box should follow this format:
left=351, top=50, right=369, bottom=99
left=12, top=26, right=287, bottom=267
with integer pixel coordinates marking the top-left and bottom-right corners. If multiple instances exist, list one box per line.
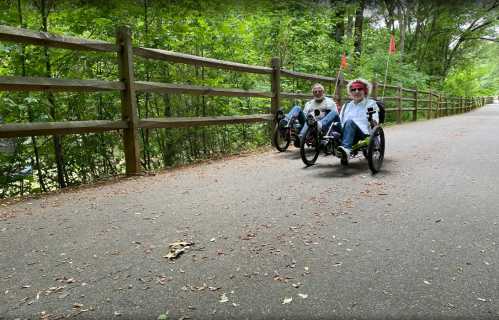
left=301, top=158, right=395, bottom=178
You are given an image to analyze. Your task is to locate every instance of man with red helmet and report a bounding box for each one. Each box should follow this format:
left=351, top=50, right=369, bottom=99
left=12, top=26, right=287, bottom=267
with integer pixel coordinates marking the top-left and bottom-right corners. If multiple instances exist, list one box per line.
left=337, top=78, right=379, bottom=163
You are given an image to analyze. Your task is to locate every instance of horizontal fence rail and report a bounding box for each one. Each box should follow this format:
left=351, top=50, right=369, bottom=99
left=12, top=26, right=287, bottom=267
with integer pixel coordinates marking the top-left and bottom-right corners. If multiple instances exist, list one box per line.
left=0, top=25, right=493, bottom=176
left=0, top=120, right=128, bottom=138
left=0, top=24, right=116, bottom=52
left=280, top=69, right=338, bottom=83
left=134, top=81, right=273, bottom=98
left=139, top=114, right=274, bottom=129
left=134, top=47, right=273, bottom=74
left=0, top=76, right=125, bottom=92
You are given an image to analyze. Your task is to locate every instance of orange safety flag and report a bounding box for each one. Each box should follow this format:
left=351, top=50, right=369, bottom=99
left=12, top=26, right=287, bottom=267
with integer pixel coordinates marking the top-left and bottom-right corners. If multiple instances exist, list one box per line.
left=389, top=34, right=396, bottom=54
left=340, top=52, right=348, bottom=69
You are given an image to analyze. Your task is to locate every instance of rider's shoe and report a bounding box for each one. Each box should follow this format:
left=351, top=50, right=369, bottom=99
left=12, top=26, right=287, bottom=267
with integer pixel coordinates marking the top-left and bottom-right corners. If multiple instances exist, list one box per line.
left=337, top=146, right=351, bottom=162
left=307, top=115, right=316, bottom=127
left=293, top=138, right=301, bottom=148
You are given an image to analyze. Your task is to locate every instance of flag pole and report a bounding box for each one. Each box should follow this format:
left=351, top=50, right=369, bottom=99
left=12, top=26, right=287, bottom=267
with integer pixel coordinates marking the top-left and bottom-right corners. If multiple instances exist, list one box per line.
left=333, top=52, right=347, bottom=101
left=382, top=34, right=396, bottom=100
left=381, top=54, right=390, bottom=100
left=333, top=69, right=341, bottom=98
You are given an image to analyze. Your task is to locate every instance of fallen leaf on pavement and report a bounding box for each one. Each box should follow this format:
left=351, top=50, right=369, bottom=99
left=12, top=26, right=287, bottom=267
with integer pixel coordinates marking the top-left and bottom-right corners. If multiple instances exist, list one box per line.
left=157, top=276, right=173, bottom=285
left=240, top=233, right=256, bottom=240
left=282, top=297, right=293, bottom=304
left=46, top=286, right=65, bottom=295
left=219, top=293, right=229, bottom=303
left=164, top=241, right=194, bottom=260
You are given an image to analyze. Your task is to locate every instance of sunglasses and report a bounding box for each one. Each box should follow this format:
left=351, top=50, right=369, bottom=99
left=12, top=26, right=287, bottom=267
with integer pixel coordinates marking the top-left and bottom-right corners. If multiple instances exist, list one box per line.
left=313, top=90, right=324, bottom=94
left=351, top=88, right=364, bottom=93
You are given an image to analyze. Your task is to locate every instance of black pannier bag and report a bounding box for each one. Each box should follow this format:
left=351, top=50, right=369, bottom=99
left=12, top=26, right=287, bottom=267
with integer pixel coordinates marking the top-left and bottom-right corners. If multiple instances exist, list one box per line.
left=375, top=100, right=385, bottom=124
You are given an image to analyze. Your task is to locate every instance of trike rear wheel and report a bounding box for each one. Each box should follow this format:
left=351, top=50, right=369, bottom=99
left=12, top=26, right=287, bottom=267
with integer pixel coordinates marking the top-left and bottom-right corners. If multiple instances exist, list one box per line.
left=273, top=123, right=291, bottom=152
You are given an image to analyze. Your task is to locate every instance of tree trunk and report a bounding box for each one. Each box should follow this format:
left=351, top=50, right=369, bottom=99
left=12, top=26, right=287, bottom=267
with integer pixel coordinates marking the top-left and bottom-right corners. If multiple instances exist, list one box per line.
left=40, top=0, right=66, bottom=189
left=18, top=0, right=47, bottom=192
left=353, top=0, right=366, bottom=62
left=417, top=13, right=436, bottom=71
left=333, top=3, right=345, bottom=44
left=141, top=0, right=151, bottom=170
left=200, top=49, right=208, bottom=156
left=398, top=4, right=406, bottom=61
left=384, top=0, right=396, bottom=32
left=346, top=13, right=354, bottom=39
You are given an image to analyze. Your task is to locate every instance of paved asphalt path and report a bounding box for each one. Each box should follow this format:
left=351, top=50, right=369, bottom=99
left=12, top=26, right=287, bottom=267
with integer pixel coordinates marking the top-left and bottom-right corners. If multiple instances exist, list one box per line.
left=1, top=104, right=499, bottom=320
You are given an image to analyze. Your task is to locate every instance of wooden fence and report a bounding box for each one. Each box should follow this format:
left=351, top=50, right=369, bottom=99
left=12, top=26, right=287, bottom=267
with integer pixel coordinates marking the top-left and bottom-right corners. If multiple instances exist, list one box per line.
left=0, top=25, right=494, bottom=175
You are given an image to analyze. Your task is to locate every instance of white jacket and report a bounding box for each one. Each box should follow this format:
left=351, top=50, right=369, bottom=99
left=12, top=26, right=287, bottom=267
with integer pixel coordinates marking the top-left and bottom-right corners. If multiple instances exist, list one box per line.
left=303, top=97, right=337, bottom=118
left=340, top=98, right=378, bottom=134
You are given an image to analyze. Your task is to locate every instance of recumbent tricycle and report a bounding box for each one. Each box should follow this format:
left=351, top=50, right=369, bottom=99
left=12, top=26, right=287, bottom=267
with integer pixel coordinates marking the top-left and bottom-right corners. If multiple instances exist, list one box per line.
left=299, top=102, right=385, bottom=174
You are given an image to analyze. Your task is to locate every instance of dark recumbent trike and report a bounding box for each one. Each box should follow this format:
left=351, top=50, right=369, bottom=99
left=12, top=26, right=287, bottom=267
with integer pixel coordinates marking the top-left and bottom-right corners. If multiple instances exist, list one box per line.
left=273, top=109, right=302, bottom=152
left=299, top=104, right=385, bottom=174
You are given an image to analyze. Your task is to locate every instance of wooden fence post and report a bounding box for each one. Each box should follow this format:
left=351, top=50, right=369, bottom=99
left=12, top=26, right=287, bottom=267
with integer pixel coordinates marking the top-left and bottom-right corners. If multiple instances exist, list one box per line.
left=446, top=96, right=449, bottom=116
left=447, top=97, right=450, bottom=116
left=428, top=89, right=432, bottom=119
left=437, top=94, right=442, bottom=117
left=117, top=26, right=140, bottom=175
left=413, top=88, right=418, bottom=121
left=397, top=85, right=402, bottom=124
left=270, top=57, right=281, bottom=127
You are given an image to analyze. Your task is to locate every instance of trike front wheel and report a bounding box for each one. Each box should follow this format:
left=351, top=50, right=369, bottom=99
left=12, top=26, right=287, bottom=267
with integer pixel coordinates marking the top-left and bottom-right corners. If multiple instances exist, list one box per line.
left=367, top=126, right=385, bottom=174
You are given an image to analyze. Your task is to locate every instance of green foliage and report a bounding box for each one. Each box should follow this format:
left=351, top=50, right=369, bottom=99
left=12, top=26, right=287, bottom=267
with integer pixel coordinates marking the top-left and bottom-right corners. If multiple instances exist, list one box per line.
left=443, top=42, right=499, bottom=96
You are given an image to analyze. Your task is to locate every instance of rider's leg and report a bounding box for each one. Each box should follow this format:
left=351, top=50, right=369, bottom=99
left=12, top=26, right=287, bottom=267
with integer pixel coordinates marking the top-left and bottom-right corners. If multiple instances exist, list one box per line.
left=283, top=106, right=302, bottom=124
left=298, top=122, right=309, bottom=140
left=352, top=129, right=369, bottom=147
left=318, top=111, right=340, bottom=135
left=340, top=119, right=362, bottom=154
left=297, top=109, right=306, bottom=127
